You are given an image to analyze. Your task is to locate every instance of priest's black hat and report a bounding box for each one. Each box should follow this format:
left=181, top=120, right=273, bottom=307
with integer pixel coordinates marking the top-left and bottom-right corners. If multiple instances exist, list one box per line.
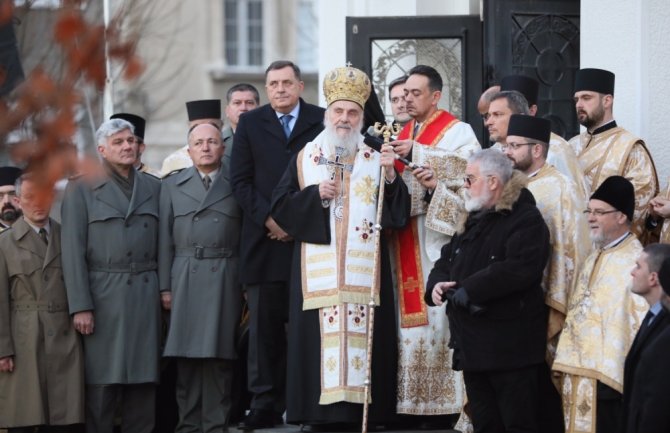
left=507, top=114, right=551, bottom=144
left=186, top=99, right=221, bottom=121
left=590, top=175, right=634, bottom=221
left=0, top=166, right=21, bottom=187
left=110, top=113, right=145, bottom=140
left=574, top=68, right=615, bottom=95
left=500, top=75, right=539, bottom=106
left=659, top=256, right=670, bottom=296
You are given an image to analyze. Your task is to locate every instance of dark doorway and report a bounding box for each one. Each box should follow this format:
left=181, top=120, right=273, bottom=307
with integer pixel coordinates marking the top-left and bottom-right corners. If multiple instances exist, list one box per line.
left=346, top=16, right=484, bottom=141
left=484, top=0, right=581, bottom=139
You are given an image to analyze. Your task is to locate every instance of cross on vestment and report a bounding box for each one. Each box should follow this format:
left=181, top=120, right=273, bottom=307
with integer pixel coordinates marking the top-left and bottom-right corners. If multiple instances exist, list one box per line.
left=318, top=146, right=354, bottom=220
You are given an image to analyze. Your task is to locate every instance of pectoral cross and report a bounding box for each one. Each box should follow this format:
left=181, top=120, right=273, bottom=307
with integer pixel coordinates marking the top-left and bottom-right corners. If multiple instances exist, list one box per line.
left=319, top=146, right=354, bottom=220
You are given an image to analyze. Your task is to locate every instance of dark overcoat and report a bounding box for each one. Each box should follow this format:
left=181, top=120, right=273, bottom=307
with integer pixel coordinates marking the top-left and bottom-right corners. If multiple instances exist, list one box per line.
left=426, top=171, right=550, bottom=371
left=61, top=169, right=161, bottom=384
left=0, top=218, right=84, bottom=427
left=622, top=308, right=670, bottom=433
left=159, top=167, right=242, bottom=359
left=231, top=99, right=325, bottom=284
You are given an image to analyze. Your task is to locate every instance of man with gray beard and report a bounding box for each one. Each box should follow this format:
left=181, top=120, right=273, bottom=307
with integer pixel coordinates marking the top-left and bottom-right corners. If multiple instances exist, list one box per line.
left=271, top=65, right=409, bottom=429
left=426, top=149, right=550, bottom=432
left=554, top=176, right=648, bottom=433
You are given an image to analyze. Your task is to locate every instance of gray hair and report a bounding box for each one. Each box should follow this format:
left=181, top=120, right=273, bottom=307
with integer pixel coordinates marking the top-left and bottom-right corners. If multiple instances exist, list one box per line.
left=14, top=173, right=34, bottom=197
left=490, top=90, right=530, bottom=115
left=469, top=148, right=514, bottom=184
left=95, top=119, right=134, bottom=147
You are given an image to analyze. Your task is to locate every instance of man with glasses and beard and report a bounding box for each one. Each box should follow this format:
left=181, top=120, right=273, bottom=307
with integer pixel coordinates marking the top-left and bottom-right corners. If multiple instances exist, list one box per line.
left=271, top=65, right=409, bottom=430
left=569, top=68, right=658, bottom=240
left=426, top=148, right=550, bottom=433
left=554, top=176, right=648, bottom=433
left=0, top=167, right=22, bottom=231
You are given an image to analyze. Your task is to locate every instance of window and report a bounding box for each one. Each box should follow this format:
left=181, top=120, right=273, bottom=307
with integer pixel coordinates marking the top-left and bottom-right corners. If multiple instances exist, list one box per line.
left=224, top=0, right=263, bottom=68
left=296, top=0, right=317, bottom=71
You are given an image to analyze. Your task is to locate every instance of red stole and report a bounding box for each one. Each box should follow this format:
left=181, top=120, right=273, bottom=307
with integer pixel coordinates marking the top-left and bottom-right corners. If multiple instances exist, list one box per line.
left=394, top=110, right=458, bottom=328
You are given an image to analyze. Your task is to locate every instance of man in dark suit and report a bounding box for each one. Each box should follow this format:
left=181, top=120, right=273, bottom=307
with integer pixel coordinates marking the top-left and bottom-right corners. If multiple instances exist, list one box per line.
left=231, top=60, right=325, bottom=430
left=623, top=243, right=670, bottom=433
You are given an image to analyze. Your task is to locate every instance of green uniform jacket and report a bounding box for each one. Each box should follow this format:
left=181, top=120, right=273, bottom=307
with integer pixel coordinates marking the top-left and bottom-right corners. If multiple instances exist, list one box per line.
left=159, top=166, right=242, bottom=359
left=0, top=218, right=84, bottom=427
left=61, top=170, right=161, bottom=384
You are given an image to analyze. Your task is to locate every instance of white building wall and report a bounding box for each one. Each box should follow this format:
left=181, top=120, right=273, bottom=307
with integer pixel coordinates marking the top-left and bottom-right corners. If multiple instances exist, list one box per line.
left=581, top=0, right=670, bottom=185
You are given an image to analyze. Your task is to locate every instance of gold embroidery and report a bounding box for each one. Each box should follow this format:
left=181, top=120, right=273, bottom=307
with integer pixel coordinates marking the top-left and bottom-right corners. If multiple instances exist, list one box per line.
left=351, top=355, right=364, bottom=371
left=348, top=249, right=375, bottom=259
left=346, top=264, right=373, bottom=275
left=354, top=175, right=377, bottom=205
left=306, top=252, right=336, bottom=264
left=577, top=399, right=591, bottom=417
left=325, top=356, right=337, bottom=372
left=307, top=268, right=335, bottom=278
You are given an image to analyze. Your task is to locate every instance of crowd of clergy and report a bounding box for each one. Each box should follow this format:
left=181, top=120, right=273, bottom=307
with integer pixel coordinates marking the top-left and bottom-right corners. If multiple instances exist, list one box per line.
left=0, top=58, right=669, bottom=433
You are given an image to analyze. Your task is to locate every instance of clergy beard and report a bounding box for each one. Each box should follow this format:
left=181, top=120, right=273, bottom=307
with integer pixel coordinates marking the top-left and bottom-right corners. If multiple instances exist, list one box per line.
left=589, top=230, right=606, bottom=248
left=1, top=203, right=19, bottom=223
left=577, top=100, right=605, bottom=130
left=323, top=117, right=362, bottom=156
left=510, top=148, right=533, bottom=172
left=464, top=189, right=492, bottom=212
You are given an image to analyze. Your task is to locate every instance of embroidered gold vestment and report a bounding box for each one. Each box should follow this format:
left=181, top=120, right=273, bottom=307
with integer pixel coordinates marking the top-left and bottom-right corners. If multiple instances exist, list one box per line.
left=527, top=164, right=591, bottom=358
left=553, top=235, right=647, bottom=433
left=570, top=126, right=658, bottom=238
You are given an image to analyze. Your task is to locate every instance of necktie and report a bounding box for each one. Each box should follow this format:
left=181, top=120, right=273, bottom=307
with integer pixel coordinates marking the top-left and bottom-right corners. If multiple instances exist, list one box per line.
left=203, top=175, right=211, bottom=190
left=413, top=121, right=420, bottom=138
left=280, top=114, right=293, bottom=138
left=39, top=228, right=48, bottom=245
left=639, top=309, right=655, bottom=335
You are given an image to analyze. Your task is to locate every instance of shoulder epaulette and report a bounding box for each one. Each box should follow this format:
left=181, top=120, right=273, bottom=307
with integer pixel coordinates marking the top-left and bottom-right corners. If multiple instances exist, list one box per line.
left=162, top=168, right=185, bottom=178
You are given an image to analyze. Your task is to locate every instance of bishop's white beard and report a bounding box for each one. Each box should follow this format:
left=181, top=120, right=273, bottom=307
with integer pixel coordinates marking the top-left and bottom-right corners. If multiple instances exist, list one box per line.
left=464, top=188, right=492, bottom=212
left=323, top=116, right=362, bottom=157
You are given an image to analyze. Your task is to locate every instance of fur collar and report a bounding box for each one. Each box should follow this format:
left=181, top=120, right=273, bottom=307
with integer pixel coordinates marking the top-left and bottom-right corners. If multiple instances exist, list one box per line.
left=455, top=170, right=528, bottom=234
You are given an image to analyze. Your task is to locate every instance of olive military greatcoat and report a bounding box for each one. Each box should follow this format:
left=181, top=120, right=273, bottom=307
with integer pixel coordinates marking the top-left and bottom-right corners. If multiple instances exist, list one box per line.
left=159, top=167, right=242, bottom=359
left=0, top=218, right=84, bottom=427
left=61, top=169, right=161, bottom=384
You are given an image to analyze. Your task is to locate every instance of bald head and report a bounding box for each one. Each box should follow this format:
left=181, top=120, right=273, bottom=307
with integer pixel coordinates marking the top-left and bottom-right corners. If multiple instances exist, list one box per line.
left=187, top=123, right=224, bottom=173
left=478, top=85, right=500, bottom=119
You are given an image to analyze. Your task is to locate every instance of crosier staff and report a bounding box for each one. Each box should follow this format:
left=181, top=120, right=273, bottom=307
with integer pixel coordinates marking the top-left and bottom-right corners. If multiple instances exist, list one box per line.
left=361, top=120, right=401, bottom=433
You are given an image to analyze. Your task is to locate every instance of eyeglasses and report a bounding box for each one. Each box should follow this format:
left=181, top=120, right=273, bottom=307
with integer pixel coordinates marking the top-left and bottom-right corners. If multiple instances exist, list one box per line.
left=501, top=142, right=538, bottom=151
left=582, top=208, right=620, bottom=216
left=464, top=174, right=492, bottom=186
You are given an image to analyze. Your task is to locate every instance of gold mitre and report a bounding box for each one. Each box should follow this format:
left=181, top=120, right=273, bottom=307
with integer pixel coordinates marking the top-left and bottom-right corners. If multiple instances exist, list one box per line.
left=323, top=65, right=371, bottom=108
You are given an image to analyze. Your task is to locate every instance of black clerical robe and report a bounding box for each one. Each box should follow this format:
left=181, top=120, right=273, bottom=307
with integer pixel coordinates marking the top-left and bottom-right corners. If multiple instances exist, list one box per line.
left=271, top=152, right=410, bottom=426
